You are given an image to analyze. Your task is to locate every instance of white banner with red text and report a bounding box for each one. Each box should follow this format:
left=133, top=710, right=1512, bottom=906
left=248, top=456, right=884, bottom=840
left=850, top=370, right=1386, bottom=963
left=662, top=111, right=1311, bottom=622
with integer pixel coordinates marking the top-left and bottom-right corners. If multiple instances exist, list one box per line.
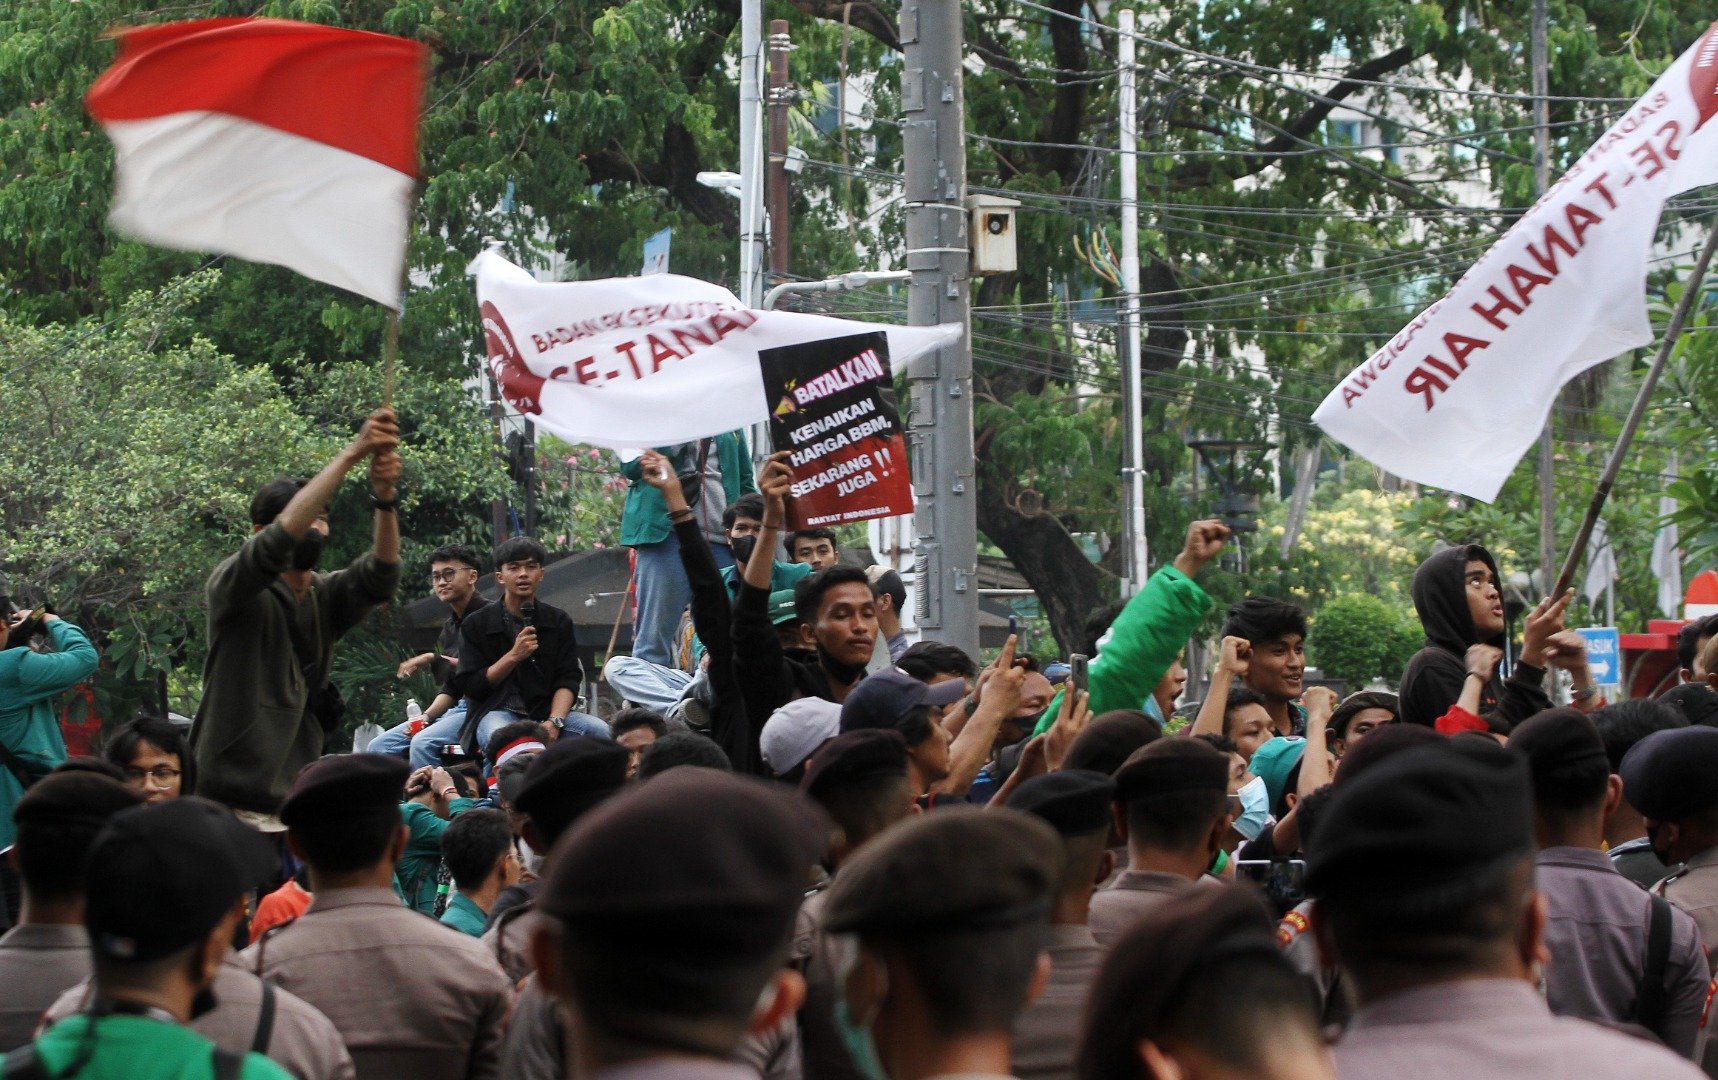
left=471, top=251, right=960, bottom=450
left=1313, top=23, right=1718, bottom=501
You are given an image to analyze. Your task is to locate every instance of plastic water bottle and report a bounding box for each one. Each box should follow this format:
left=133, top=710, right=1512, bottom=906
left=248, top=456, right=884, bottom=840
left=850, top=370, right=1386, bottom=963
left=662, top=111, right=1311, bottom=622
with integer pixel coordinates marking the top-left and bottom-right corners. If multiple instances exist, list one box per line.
left=405, top=699, right=425, bottom=737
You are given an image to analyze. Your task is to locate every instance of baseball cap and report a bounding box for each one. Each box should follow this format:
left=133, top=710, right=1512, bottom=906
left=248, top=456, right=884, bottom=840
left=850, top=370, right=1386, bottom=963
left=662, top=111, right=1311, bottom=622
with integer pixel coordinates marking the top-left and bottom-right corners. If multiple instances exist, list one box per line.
left=760, top=697, right=841, bottom=776
left=839, top=668, right=967, bottom=732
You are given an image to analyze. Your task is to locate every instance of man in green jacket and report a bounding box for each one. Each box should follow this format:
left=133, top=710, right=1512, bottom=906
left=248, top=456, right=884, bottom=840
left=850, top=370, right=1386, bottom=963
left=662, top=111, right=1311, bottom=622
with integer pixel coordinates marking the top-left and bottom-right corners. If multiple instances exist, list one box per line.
left=1034, top=519, right=1229, bottom=737
left=0, top=611, right=99, bottom=852
left=189, top=410, right=402, bottom=827
left=619, top=432, right=755, bottom=665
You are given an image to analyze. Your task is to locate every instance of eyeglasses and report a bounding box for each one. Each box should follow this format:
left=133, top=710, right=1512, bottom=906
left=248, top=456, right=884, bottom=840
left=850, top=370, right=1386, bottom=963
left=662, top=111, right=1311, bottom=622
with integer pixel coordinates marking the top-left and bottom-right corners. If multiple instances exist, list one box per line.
left=430, top=568, right=474, bottom=583
left=123, top=767, right=182, bottom=786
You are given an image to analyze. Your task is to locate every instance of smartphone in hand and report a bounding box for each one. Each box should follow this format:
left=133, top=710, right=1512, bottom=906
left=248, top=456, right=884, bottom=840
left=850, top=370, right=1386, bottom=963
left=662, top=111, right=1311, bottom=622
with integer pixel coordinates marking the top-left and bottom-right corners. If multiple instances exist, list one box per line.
left=1069, top=653, right=1089, bottom=695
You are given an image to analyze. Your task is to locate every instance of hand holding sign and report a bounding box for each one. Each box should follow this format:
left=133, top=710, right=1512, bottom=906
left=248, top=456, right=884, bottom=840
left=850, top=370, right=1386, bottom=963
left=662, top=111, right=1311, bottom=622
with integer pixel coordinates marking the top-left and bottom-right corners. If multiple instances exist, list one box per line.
left=759, top=451, right=795, bottom=523
left=759, top=332, right=914, bottom=530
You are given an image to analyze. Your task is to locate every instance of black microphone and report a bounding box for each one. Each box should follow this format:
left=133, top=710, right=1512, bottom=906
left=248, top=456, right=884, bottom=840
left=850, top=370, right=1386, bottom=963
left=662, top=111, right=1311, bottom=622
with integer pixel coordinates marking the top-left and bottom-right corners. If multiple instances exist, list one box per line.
left=520, top=600, right=538, bottom=667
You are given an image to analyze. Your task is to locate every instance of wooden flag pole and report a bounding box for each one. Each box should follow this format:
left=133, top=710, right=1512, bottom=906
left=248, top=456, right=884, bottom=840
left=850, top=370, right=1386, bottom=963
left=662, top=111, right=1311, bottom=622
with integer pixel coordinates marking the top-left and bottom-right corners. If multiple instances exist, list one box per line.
left=382, top=305, right=401, bottom=410
left=1553, top=224, right=1718, bottom=597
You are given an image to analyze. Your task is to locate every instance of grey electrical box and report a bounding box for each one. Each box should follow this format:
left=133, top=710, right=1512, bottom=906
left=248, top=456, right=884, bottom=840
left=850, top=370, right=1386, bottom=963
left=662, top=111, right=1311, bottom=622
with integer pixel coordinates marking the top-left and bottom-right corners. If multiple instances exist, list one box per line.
left=967, top=194, right=1021, bottom=275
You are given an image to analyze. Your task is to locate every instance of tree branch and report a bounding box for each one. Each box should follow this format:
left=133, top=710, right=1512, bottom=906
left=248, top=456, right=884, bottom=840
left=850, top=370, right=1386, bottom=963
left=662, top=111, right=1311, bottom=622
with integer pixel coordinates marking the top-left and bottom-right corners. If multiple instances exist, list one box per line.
left=1169, top=45, right=1419, bottom=188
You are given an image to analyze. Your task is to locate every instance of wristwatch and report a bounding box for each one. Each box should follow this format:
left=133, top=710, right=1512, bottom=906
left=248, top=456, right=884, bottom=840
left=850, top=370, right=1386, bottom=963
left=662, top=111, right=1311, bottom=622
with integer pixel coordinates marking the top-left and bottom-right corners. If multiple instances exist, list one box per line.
left=548, top=716, right=567, bottom=731
left=1571, top=686, right=1600, bottom=702
left=371, top=491, right=401, bottom=511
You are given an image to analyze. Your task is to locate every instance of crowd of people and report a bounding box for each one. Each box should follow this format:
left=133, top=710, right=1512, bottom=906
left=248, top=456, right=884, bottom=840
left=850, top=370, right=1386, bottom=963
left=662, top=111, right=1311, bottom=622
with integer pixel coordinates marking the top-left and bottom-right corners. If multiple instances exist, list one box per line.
left=6, top=415, right=1718, bottom=1080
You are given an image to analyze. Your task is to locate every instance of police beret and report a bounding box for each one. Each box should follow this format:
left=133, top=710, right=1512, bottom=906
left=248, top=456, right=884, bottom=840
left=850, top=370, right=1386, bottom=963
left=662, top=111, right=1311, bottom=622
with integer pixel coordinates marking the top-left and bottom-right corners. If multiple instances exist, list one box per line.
left=1620, top=726, right=1718, bottom=821
left=1305, top=746, right=1533, bottom=897
left=13, top=771, right=142, bottom=829
left=802, top=729, right=909, bottom=799
left=1062, top=711, right=1160, bottom=776
left=1508, top=708, right=1609, bottom=790
left=822, top=806, right=1061, bottom=935
left=86, top=798, right=278, bottom=961
left=1113, top=738, right=1229, bottom=803
left=279, top=754, right=410, bottom=828
left=512, top=737, right=631, bottom=846
left=540, top=769, right=826, bottom=960
left=1004, top=770, right=1115, bottom=836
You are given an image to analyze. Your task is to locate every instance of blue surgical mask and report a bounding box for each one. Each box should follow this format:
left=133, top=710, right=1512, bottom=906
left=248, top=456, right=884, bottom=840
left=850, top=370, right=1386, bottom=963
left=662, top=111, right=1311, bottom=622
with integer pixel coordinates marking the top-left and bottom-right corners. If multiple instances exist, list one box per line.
left=1142, top=696, right=1165, bottom=724
left=831, top=937, right=889, bottom=1080
left=1232, top=775, right=1270, bottom=841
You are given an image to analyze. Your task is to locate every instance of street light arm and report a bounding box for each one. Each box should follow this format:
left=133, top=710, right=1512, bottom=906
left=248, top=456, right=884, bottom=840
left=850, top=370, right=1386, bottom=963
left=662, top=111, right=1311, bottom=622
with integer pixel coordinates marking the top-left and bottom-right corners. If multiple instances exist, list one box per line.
left=761, top=269, right=911, bottom=310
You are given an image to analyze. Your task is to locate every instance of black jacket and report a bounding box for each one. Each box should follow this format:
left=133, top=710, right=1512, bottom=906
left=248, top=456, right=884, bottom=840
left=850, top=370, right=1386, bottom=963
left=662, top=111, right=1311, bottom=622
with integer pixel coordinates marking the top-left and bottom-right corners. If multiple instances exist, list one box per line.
left=1398, top=544, right=1549, bottom=730
left=672, top=518, right=766, bottom=775
left=732, top=580, right=840, bottom=731
left=454, top=598, right=582, bottom=724
left=434, top=593, right=490, bottom=701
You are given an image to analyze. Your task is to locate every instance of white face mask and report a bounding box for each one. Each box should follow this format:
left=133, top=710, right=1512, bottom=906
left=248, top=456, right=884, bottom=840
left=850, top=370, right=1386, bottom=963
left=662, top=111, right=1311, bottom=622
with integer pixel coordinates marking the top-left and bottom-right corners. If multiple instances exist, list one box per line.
left=1232, top=775, right=1271, bottom=841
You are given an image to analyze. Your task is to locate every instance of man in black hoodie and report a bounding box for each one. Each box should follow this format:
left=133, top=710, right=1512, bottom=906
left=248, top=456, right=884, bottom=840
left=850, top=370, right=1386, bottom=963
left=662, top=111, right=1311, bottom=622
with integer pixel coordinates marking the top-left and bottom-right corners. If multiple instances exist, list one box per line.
left=1398, top=544, right=1566, bottom=730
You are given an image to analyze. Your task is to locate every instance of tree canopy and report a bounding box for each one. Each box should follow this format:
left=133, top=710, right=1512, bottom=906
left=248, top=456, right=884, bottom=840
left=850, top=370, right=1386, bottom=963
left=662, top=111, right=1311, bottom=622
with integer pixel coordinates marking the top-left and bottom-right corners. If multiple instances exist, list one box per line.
left=0, top=0, right=1709, bottom=720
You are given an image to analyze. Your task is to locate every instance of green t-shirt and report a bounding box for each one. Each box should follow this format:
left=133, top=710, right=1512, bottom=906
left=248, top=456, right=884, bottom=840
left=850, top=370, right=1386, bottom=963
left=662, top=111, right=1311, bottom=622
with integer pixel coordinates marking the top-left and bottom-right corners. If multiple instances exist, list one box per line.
left=438, top=892, right=488, bottom=937
left=13, top=1014, right=290, bottom=1079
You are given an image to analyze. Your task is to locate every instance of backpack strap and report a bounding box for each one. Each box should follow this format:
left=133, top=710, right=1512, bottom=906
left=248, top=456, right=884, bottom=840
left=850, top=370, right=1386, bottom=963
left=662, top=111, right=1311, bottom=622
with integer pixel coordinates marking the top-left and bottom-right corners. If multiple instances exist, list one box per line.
left=249, top=982, right=276, bottom=1056
left=2, top=1045, right=51, bottom=1080
left=211, top=1046, right=245, bottom=1080
left=1637, top=893, right=1674, bottom=1031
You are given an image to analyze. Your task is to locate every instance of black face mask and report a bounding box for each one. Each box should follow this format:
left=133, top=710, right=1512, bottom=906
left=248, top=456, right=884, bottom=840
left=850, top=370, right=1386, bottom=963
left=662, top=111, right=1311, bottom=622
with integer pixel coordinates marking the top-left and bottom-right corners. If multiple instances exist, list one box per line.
left=290, top=531, right=326, bottom=572
left=190, top=985, right=218, bottom=1020
left=818, top=646, right=871, bottom=688
left=1648, top=822, right=1674, bottom=866
left=729, top=535, right=758, bottom=567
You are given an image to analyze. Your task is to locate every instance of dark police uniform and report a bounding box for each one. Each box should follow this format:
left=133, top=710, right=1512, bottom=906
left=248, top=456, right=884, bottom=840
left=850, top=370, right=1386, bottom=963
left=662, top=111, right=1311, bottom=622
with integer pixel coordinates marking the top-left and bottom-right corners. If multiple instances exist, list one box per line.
left=1003, top=770, right=1116, bottom=1080
left=4, top=798, right=289, bottom=1080
left=239, top=756, right=510, bottom=1080
left=1311, top=742, right=1704, bottom=1079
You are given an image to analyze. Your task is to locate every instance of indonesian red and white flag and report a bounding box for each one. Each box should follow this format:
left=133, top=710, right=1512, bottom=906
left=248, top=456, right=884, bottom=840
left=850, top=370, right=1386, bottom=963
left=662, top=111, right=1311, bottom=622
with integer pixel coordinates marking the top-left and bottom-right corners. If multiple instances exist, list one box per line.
left=1314, top=23, right=1718, bottom=501
left=86, top=18, right=426, bottom=308
left=471, top=251, right=962, bottom=449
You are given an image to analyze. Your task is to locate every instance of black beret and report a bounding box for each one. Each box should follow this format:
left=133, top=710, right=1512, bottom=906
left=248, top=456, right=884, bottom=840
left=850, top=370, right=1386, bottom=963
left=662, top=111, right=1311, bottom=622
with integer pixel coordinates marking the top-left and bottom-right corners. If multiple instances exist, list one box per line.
left=1509, top=708, right=1609, bottom=789
left=1113, top=738, right=1229, bottom=803
left=822, top=806, right=1061, bottom=935
left=86, top=798, right=277, bottom=961
left=512, top=737, right=630, bottom=844
left=14, top=771, right=143, bottom=829
left=1620, top=726, right=1718, bottom=821
left=1004, top=770, right=1116, bottom=836
left=1305, top=746, right=1533, bottom=897
left=540, top=769, right=826, bottom=961
left=1062, top=711, right=1161, bottom=776
left=1660, top=683, right=1718, bottom=729
left=803, top=729, right=909, bottom=800
left=279, top=754, right=410, bottom=828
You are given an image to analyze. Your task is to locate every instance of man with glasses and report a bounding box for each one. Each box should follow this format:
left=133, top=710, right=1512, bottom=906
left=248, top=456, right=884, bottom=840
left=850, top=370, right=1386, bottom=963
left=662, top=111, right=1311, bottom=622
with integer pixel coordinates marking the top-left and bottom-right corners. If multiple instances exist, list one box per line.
left=366, top=544, right=491, bottom=766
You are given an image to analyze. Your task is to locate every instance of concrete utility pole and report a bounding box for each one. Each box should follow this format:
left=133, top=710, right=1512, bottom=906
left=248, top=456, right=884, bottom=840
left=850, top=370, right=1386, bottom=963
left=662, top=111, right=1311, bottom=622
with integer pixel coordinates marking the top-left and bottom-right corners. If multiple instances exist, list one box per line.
left=768, top=20, right=793, bottom=278
left=1118, top=8, right=1146, bottom=598
left=902, top=0, right=979, bottom=657
left=1532, top=0, right=1554, bottom=596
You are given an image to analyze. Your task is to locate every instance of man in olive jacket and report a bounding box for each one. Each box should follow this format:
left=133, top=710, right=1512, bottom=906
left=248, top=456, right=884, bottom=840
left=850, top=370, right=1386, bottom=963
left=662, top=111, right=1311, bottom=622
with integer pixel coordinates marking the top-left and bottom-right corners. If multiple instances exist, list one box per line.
left=190, top=410, right=402, bottom=823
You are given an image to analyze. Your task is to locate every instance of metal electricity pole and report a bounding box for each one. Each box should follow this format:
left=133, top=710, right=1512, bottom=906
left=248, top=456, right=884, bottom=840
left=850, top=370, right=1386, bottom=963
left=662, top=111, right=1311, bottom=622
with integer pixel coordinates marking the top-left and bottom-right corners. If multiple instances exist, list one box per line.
left=902, top=0, right=978, bottom=657
left=767, top=20, right=793, bottom=278
left=1532, top=0, right=1554, bottom=596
